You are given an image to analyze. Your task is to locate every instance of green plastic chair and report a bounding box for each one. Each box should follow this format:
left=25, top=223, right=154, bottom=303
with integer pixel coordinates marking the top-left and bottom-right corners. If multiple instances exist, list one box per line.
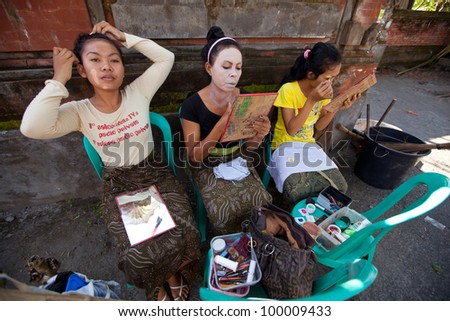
left=292, top=172, right=450, bottom=268
left=199, top=249, right=378, bottom=301
left=83, top=111, right=176, bottom=178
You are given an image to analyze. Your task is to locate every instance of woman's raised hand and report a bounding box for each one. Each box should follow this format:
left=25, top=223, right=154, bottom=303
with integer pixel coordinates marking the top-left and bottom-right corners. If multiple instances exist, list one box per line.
left=309, top=79, right=333, bottom=102
left=217, top=101, right=234, bottom=129
left=52, top=47, right=78, bottom=85
left=90, top=21, right=125, bottom=43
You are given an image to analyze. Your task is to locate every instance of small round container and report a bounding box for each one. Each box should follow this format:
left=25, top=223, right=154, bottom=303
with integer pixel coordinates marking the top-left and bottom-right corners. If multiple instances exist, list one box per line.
left=306, top=203, right=316, bottom=214
left=341, top=216, right=351, bottom=226
left=295, top=216, right=306, bottom=224
left=334, top=219, right=348, bottom=230
left=211, top=238, right=226, bottom=255
left=327, top=224, right=341, bottom=234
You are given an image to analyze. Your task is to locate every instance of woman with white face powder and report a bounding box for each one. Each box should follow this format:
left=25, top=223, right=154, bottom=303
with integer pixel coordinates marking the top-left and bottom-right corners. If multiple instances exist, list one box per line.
left=180, top=26, right=272, bottom=236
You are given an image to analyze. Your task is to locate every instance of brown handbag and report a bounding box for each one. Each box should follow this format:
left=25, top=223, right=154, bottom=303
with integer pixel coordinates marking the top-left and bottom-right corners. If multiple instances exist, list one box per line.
left=250, top=204, right=316, bottom=299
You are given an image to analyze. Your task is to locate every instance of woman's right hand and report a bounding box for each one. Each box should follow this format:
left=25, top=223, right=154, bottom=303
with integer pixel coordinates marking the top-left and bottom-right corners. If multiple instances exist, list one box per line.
left=217, top=101, right=234, bottom=130
left=52, top=47, right=78, bottom=85
left=308, top=80, right=333, bottom=102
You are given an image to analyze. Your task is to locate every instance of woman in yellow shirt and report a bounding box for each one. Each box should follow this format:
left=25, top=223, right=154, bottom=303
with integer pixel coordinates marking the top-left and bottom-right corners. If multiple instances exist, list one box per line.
left=270, top=42, right=360, bottom=208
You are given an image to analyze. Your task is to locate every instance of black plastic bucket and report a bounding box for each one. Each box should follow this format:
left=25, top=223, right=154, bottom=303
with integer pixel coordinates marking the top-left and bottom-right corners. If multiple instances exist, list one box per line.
left=354, top=126, right=431, bottom=189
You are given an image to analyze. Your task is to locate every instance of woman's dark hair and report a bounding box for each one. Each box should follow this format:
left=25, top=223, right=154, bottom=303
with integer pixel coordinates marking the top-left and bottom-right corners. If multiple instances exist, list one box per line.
left=280, top=42, right=342, bottom=87
left=73, top=33, right=123, bottom=64
left=200, top=26, right=242, bottom=65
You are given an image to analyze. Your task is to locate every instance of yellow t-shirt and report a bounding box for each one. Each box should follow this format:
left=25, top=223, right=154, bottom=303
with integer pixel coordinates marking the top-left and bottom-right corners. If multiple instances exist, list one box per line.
left=272, top=81, right=330, bottom=149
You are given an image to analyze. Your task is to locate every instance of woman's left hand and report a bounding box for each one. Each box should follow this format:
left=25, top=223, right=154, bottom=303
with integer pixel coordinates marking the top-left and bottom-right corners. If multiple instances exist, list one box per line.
left=90, top=21, right=126, bottom=43
left=341, top=93, right=361, bottom=110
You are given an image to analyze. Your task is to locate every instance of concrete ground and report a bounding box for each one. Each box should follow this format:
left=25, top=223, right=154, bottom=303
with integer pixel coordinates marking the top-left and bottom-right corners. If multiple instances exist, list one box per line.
left=0, top=64, right=449, bottom=301
left=349, top=65, right=450, bottom=300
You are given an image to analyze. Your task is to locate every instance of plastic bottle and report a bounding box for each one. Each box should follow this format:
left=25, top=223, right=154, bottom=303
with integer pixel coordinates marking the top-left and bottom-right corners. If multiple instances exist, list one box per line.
left=246, top=260, right=256, bottom=283
left=214, top=255, right=238, bottom=272
left=342, top=219, right=371, bottom=237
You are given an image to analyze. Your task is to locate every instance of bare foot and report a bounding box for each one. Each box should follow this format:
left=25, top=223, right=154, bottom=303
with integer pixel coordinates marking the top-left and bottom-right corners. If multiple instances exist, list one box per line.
left=156, top=286, right=171, bottom=301
left=167, top=273, right=190, bottom=301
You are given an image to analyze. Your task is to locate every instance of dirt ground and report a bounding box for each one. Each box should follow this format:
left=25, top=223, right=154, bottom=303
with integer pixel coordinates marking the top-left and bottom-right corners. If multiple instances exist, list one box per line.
left=1, top=64, right=449, bottom=301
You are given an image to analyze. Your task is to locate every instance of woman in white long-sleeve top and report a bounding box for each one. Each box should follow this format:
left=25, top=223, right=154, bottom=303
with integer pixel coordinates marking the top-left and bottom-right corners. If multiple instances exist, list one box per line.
left=21, top=21, right=200, bottom=301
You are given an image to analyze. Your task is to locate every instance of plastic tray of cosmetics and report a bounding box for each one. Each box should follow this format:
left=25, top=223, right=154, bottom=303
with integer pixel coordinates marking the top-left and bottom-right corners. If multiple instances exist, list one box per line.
left=316, top=207, right=371, bottom=251
left=316, top=186, right=352, bottom=213
left=210, top=232, right=262, bottom=291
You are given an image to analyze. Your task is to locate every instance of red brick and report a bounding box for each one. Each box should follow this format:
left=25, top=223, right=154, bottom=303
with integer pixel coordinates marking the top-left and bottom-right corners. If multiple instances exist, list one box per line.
left=0, top=0, right=91, bottom=52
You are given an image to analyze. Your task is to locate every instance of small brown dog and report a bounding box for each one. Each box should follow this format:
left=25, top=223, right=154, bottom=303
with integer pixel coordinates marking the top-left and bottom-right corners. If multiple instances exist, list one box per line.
left=25, top=255, right=60, bottom=285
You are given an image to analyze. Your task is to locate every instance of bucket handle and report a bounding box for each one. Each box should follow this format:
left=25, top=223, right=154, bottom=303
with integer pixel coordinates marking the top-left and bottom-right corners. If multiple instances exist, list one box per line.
left=373, top=146, right=389, bottom=158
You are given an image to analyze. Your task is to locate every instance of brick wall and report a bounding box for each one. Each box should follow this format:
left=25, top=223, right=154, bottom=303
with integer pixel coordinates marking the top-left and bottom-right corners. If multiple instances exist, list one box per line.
left=386, top=10, right=450, bottom=46
left=380, top=9, right=450, bottom=67
left=0, top=0, right=92, bottom=52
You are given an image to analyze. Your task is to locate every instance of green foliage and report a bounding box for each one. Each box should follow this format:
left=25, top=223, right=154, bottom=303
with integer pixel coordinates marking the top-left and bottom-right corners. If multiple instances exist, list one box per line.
left=152, top=104, right=181, bottom=113
left=413, top=0, right=450, bottom=12
left=0, top=120, right=21, bottom=130
left=91, top=201, right=103, bottom=219
left=242, top=84, right=278, bottom=93
left=152, top=85, right=279, bottom=113
left=432, top=263, right=442, bottom=273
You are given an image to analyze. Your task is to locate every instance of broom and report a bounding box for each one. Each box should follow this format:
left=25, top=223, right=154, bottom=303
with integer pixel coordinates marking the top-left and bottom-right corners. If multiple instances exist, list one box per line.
left=336, top=123, right=364, bottom=143
left=336, top=123, right=450, bottom=153
left=374, top=141, right=450, bottom=153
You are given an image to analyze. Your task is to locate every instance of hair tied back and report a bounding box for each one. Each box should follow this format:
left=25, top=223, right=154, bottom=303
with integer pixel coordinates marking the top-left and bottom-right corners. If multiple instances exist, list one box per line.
left=304, top=49, right=311, bottom=59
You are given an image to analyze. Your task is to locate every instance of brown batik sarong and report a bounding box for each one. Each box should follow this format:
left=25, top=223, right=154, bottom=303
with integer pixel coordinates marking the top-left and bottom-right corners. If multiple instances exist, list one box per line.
left=283, top=168, right=348, bottom=208
left=190, top=147, right=272, bottom=236
left=102, top=149, right=201, bottom=300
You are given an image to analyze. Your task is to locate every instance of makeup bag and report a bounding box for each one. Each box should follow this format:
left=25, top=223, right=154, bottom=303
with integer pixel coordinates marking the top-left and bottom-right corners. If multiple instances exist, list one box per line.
left=210, top=232, right=262, bottom=293
left=250, top=204, right=316, bottom=299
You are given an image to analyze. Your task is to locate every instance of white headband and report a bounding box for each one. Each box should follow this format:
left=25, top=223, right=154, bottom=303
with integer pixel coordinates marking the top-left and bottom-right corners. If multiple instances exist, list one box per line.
left=207, top=36, right=236, bottom=63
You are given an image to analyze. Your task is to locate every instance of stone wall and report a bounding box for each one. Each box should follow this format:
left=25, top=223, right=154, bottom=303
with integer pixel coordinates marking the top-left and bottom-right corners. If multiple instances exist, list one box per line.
left=380, top=10, right=450, bottom=67
left=111, top=0, right=342, bottom=39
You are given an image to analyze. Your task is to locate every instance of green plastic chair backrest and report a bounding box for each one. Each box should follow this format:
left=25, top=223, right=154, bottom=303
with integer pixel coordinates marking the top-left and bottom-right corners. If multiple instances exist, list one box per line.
left=83, top=111, right=175, bottom=179
left=261, top=132, right=273, bottom=188
left=199, top=249, right=378, bottom=301
left=315, top=172, right=450, bottom=266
